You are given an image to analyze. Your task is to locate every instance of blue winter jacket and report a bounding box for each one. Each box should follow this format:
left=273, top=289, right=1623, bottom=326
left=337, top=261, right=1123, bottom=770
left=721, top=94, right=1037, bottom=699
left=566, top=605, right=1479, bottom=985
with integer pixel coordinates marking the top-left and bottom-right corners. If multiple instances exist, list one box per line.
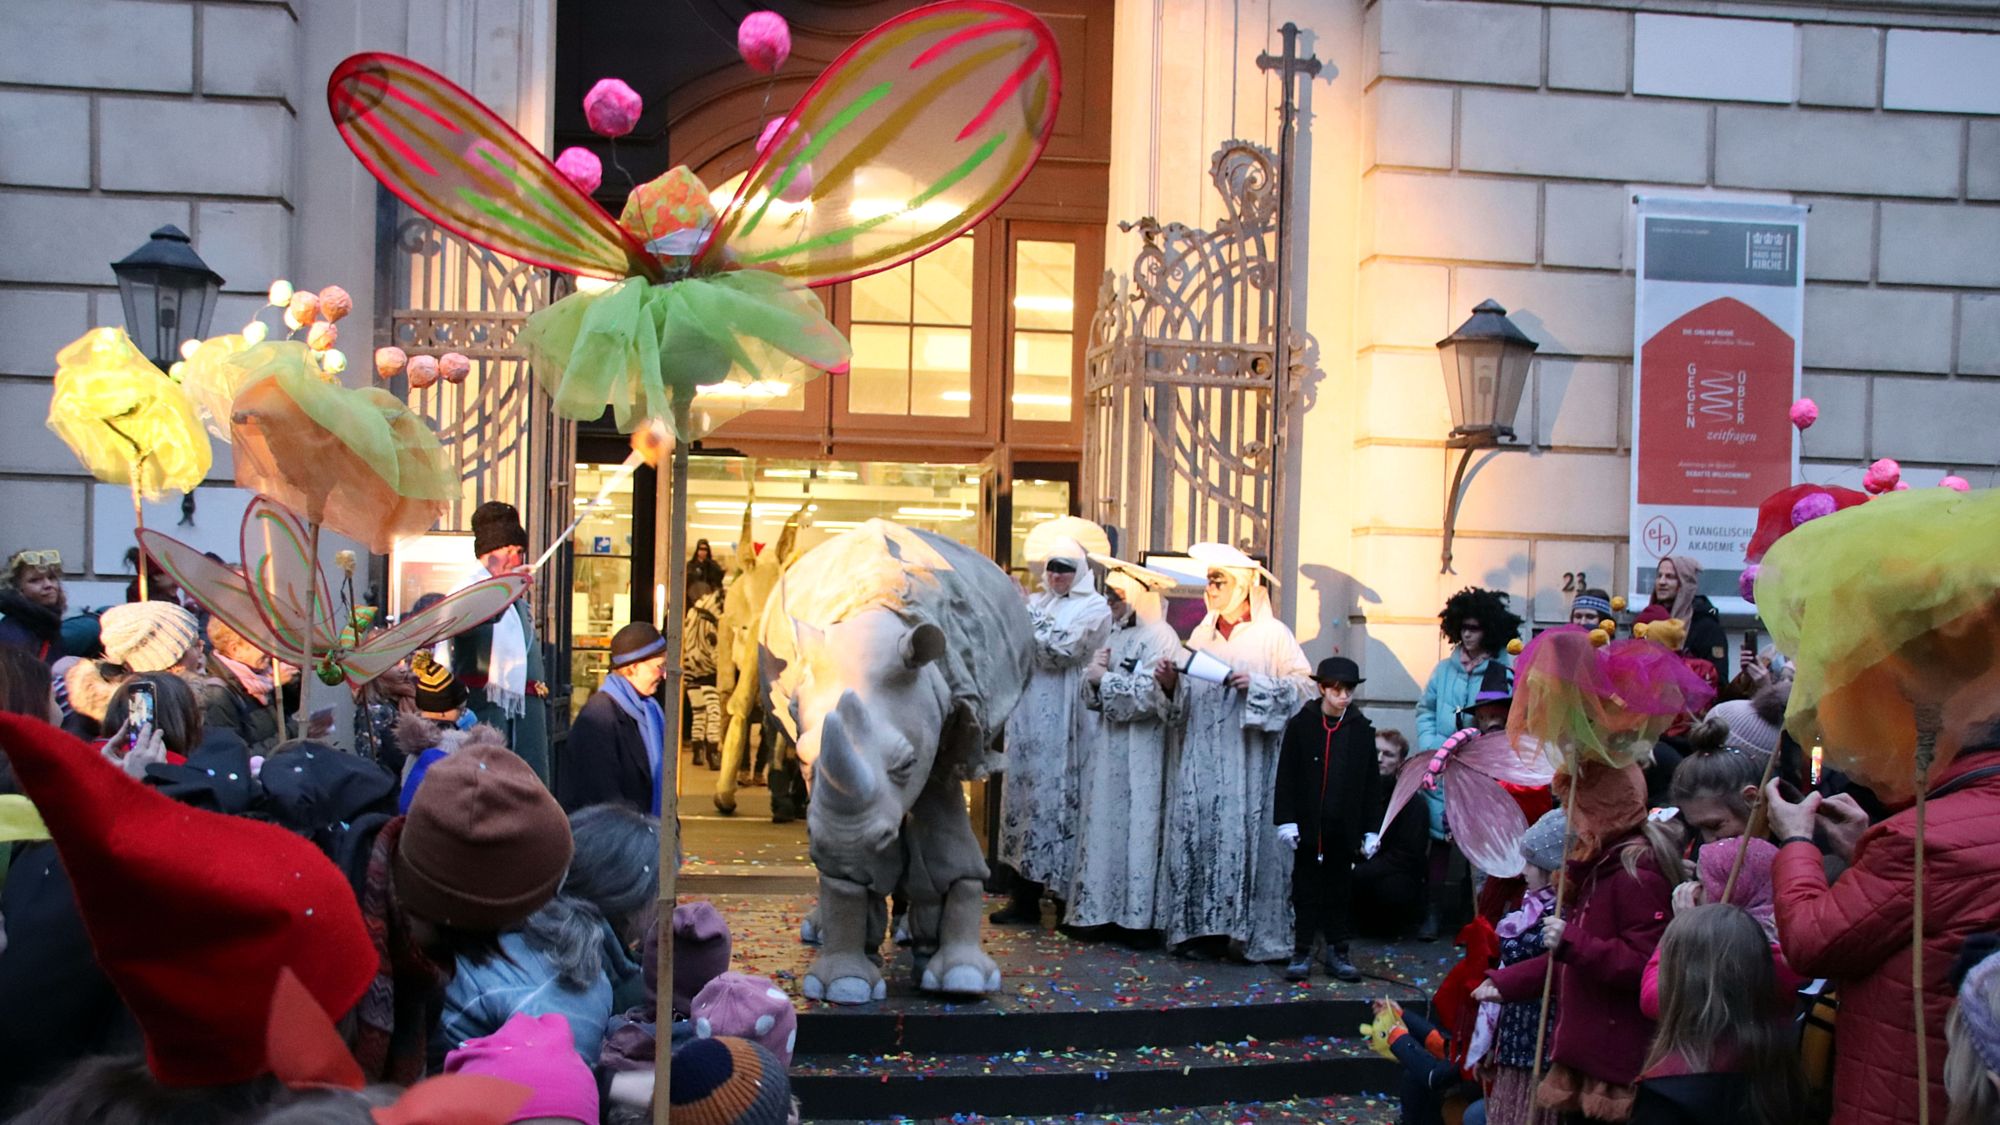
left=436, top=931, right=614, bottom=1064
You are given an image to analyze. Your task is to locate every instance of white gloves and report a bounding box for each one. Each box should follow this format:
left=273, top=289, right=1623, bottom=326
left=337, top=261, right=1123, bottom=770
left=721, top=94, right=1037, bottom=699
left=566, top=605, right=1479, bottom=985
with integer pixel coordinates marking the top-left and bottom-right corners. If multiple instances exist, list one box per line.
left=1277, top=822, right=1300, bottom=849
left=1361, top=832, right=1381, bottom=859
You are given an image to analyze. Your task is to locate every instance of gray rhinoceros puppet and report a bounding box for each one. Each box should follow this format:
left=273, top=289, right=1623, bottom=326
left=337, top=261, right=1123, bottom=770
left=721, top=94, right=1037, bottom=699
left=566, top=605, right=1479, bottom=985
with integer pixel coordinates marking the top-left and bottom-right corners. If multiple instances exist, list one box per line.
left=761, top=518, right=1033, bottom=1004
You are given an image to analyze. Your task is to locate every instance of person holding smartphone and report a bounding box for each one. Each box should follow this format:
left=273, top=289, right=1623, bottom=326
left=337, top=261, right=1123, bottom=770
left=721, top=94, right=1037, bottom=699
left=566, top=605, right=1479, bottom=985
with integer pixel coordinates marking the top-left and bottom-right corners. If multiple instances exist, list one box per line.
left=98, top=675, right=202, bottom=779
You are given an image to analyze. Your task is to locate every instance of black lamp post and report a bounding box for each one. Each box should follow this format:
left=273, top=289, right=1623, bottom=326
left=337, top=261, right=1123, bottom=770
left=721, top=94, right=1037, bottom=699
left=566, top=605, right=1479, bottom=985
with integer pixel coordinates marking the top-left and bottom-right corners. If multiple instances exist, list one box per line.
left=111, top=225, right=224, bottom=369
left=1436, top=299, right=1538, bottom=573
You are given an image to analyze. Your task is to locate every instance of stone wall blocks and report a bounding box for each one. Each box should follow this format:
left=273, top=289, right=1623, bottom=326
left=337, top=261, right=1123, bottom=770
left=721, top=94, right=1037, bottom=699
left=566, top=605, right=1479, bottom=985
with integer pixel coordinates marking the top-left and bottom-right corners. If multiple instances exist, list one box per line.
left=194, top=203, right=293, bottom=295
left=0, top=479, right=90, bottom=569
left=1359, top=260, right=1452, bottom=350
left=1867, top=376, right=2000, bottom=463
left=1878, top=204, right=2000, bottom=289
left=0, top=1, right=193, bottom=94
left=99, top=100, right=294, bottom=200
left=1971, top=122, right=2000, bottom=201
left=1368, top=83, right=1455, bottom=171
left=1715, top=108, right=1962, bottom=199
left=0, top=290, right=91, bottom=378
left=1453, top=267, right=1635, bottom=359
left=1802, top=286, right=1955, bottom=372
left=1957, top=294, right=2000, bottom=376
left=1543, top=183, right=1629, bottom=270
left=1798, top=371, right=1869, bottom=460
left=1461, top=91, right=1709, bottom=185
left=201, top=5, right=301, bottom=103
left=1535, top=359, right=1624, bottom=448
left=1362, top=351, right=1456, bottom=441
left=0, top=195, right=192, bottom=287
left=1548, top=8, right=1629, bottom=94
left=1799, top=25, right=1880, bottom=109
left=1376, top=0, right=1542, bottom=88
left=1801, top=197, right=1875, bottom=284
left=1450, top=449, right=1631, bottom=538
left=1363, top=172, right=1540, bottom=264
left=0, top=91, right=91, bottom=190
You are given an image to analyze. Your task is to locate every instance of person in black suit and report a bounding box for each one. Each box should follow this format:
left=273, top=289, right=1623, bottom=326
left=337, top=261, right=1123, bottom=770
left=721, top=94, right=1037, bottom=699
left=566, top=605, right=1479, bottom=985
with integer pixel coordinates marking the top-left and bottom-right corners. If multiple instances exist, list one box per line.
left=1274, top=656, right=1379, bottom=983
left=560, top=623, right=670, bottom=814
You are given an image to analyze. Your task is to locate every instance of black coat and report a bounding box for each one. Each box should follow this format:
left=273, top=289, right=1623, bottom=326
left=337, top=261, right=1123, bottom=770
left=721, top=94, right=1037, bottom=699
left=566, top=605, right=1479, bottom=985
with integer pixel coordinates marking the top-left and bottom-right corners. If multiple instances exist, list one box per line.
left=1631, top=1073, right=1757, bottom=1125
left=0, top=589, right=62, bottom=664
left=1684, top=595, right=1728, bottom=684
left=559, top=688, right=656, bottom=814
left=1273, top=702, right=1379, bottom=857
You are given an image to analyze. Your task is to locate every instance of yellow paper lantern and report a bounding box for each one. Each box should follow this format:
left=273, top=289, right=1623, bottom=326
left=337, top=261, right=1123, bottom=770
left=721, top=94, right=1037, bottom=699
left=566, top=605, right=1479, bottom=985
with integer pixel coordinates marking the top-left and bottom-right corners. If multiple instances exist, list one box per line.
left=47, top=327, right=211, bottom=499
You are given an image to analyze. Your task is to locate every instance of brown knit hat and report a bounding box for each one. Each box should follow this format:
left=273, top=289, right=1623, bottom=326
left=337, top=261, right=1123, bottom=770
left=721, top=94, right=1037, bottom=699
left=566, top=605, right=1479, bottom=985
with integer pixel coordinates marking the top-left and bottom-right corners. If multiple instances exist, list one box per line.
left=393, top=745, right=572, bottom=930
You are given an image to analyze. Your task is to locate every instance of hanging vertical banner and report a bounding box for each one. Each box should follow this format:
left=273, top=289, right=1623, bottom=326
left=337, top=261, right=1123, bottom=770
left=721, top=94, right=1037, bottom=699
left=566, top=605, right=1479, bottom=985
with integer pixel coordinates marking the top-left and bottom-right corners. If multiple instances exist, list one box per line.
left=1629, top=197, right=1805, bottom=617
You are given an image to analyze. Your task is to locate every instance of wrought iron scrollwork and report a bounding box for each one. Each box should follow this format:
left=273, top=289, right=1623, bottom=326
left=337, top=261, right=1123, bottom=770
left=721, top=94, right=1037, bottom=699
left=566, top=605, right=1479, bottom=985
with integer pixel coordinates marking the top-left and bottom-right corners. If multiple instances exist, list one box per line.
left=1085, top=140, right=1304, bottom=571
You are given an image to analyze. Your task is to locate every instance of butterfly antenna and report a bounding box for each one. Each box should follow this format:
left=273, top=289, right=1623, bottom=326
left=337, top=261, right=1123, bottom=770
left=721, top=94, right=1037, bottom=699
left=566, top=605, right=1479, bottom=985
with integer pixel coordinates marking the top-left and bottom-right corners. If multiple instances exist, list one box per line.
left=608, top=137, right=640, bottom=197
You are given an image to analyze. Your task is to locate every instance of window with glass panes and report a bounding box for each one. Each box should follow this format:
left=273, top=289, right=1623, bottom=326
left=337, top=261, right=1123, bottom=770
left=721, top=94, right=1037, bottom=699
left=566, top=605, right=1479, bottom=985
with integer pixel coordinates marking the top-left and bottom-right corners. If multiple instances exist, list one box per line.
left=1010, top=240, right=1076, bottom=423
left=846, top=236, right=975, bottom=418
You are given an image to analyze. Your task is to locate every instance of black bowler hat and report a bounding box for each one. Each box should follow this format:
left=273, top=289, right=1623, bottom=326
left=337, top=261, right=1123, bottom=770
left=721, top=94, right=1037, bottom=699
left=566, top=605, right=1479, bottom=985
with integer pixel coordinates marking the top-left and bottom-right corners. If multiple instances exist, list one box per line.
left=1311, top=656, right=1364, bottom=686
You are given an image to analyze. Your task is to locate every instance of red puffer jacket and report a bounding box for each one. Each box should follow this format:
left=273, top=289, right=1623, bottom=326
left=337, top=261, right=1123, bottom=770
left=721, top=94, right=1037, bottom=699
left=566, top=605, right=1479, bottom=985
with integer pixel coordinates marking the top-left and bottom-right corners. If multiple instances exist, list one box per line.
left=1774, top=747, right=2000, bottom=1125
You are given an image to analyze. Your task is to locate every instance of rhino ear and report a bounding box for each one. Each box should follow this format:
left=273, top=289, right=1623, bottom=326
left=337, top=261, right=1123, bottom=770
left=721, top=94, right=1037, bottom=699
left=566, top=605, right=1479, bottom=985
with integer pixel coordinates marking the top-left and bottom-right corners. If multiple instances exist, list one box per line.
left=790, top=615, right=825, bottom=654
left=900, top=623, right=946, bottom=669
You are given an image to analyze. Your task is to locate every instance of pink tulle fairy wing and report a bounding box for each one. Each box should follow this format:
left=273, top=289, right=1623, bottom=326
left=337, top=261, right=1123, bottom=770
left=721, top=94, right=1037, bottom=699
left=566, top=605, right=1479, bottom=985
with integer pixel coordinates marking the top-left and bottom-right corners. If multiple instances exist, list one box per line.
left=135, top=528, right=296, bottom=660
left=1453, top=730, right=1557, bottom=790
left=328, top=53, right=657, bottom=281
left=697, top=0, right=1061, bottom=286
left=337, top=575, right=530, bottom=684
left=1441, top=764, right=1533, bottom=879
left=239, top=498, right=339, bottom=655
left=1377, top=754, right=1434, bottom=838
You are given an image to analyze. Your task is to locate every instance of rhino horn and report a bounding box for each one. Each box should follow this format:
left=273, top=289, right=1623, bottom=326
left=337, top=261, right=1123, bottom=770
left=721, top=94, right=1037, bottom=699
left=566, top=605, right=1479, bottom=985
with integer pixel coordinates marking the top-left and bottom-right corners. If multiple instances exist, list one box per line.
left=815, top=701, right=879, bottom=806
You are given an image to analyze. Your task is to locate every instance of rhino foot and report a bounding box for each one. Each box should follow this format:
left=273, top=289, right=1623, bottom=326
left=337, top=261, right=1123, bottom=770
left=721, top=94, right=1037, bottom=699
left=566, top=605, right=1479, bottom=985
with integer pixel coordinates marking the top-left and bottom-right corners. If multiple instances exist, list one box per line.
left=804, top=951, right=884, bottom=1006
left=799, top=910, right=822, bottom=946
left=918, top=943, right=1001, bottom=996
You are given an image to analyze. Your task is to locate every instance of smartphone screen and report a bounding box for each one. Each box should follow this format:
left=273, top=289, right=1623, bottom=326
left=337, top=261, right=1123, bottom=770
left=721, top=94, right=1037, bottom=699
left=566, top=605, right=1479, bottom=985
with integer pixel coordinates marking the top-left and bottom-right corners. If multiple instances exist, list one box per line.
left=127, top=683, right=156, bottom=748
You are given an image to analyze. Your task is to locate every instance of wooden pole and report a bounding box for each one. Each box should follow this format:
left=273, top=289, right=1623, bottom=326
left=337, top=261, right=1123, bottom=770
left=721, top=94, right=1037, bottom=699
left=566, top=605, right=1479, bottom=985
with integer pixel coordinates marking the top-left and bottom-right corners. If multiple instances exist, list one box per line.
left=653, top=413, right=689, bottom=1125
left=1721, top=744, right=1785, bottom=904
left=1913, top=703, right=1942, bottom=1125
left=297, top=522, right=322, bottom=730
left=1528, top=762, right=1583, bottom=1096
left=132, top=484, right=149, bottom=602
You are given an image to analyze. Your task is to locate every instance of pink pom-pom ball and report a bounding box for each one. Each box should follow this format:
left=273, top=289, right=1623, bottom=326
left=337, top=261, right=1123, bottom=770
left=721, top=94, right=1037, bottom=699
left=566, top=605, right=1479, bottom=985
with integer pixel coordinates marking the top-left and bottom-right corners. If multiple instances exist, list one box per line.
left=407, top=354, right=440, bottom=389
left=306, top=321, right=338, bottom=351
left=756, top=118, right=815, bottom=203
left=1941, top=475, right=1971, bottom=492
left=1894, top=481, right=1910, bottom=491
left=1789, top=397, right=1818, bottom=430
left=738, top=12, right=791, bottom=74
left=584, top=78, right=643, bottom=139
left=1738, top=564, right=1759, bottom=604
left=1791, top=492, right=1837, bottom=527
left=1863, top=457, right=1901, bottom=494
left=373, top=347, right=408, bottom=380
left=287, top=291, right=320, bottom=327
left=317, top=286, right=353, bottom=323
left=439, top=352, right=472, bottom=384
left=555, top=146, right=603, bottom=194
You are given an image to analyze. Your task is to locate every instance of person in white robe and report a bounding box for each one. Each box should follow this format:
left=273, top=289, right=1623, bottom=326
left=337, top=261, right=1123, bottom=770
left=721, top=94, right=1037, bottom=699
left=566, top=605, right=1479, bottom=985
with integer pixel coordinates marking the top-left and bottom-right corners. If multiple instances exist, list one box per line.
left=1067, top=556, right=1185, bottom=936
left=1155, top=542, right=1314, bottom=961
left=993, top=537, right=1113, bottom=923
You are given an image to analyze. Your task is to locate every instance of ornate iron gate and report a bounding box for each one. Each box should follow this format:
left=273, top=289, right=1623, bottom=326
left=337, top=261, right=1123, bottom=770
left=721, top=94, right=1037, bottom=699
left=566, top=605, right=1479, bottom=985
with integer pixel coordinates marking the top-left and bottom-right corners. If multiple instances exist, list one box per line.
left=373, top=187, right=576, bottom=723
left=1083, top=140, right=1301, bottom=574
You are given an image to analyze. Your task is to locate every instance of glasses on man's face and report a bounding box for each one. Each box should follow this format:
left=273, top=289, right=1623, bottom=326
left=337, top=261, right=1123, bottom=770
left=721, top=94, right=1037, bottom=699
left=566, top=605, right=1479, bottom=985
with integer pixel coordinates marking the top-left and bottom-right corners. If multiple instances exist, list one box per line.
left=9, top=549, right=61, bottom=569
left=1206, top=572, right=1229, bottom=588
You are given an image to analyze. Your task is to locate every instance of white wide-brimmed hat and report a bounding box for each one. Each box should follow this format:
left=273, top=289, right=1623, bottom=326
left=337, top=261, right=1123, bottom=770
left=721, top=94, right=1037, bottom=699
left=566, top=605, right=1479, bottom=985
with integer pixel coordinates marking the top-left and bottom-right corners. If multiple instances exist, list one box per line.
left=1186, top=541, right=1279, bottom=585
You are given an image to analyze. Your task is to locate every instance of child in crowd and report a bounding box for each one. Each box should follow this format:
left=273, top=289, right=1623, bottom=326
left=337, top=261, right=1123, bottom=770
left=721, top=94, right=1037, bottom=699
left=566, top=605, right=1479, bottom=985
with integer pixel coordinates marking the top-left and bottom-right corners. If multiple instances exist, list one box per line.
left=1633, top=904, right=1802, bottom=1125
left=1642, top=836, right=1806, bottom=1020
left=1472, top=808, right=1565, bottom=1125
left=1667, top=717, right=1770, bottom=845
left=1947, top=939, right=2000, bottom=1125
left=1483, top=762, right=1678, bottom=1122
left=1274, top=656, right=1377, bottom=982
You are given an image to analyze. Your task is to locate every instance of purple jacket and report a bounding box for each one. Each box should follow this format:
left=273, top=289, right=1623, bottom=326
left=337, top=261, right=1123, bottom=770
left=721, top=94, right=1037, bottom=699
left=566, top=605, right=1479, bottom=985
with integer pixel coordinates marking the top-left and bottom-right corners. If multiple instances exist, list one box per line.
left=1487, top=833, right=1673, bottom=1086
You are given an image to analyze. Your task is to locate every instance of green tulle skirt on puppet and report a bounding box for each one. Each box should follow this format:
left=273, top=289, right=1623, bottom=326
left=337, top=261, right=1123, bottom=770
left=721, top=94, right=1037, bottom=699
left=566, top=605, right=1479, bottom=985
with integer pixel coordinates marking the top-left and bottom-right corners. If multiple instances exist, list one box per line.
left=518, top=271, right=850, bottom=439
left=1755, top=486, right=2000, bottom=800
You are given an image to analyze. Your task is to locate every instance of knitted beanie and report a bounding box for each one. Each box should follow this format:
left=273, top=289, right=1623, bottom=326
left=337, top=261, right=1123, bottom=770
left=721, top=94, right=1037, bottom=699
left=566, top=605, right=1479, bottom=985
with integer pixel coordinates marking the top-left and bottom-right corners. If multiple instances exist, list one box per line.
left=1958, top=947, right=2000, bottom=1077
left=471, top=501, right=529, bottom=558
left=669, top=1037, right=792, bottom=1125
left=412, top=651, right=467, bottom=713
left=1519, top=807, right=1568, bottom=874
left=610, top=621, right=667, bottom=668
left=673, top=900, right=734, bottom=1017
left=394, top=744, right=573, bottom=929
left=692, top=971, right=799, bottom=1066
left=1706, top=698, right=1781, bottom=757
left=99, top=601, right=198, bottom=672
left=443, top=1011, right=599, bottom=1124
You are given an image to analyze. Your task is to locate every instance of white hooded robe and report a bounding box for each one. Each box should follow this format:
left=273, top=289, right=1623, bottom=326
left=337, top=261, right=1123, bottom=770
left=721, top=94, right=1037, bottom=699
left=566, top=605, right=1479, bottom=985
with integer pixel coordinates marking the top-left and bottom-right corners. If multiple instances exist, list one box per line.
left=997, top=542, right=1113, bottom=892
left=1066, top=575, right=1184, bottom=930
left=1154, top=573, right=1313, bottom=960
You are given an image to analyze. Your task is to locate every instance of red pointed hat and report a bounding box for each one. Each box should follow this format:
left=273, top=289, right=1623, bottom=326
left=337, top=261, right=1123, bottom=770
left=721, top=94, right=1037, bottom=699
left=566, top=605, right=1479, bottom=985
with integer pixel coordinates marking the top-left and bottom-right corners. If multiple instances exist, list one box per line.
left=0, top=713, right=375, bottom=1088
